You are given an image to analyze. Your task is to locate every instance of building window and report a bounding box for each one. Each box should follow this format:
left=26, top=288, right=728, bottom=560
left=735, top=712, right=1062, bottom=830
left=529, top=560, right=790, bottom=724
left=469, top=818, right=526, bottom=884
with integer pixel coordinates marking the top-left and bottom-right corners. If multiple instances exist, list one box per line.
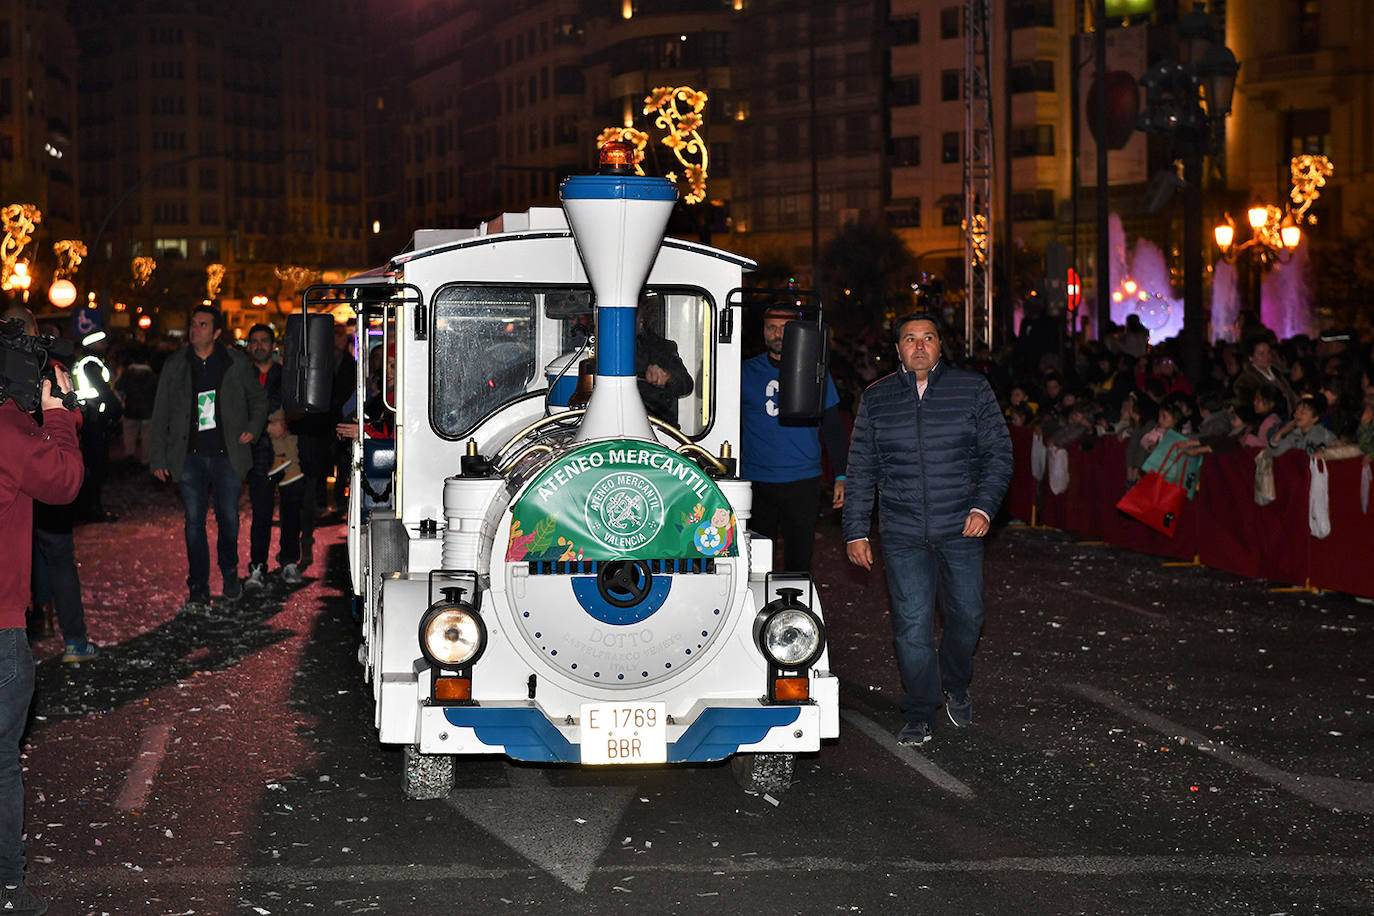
left=887, top=199, right=921, bottom=228
left=1011, top=124, right=1055, bottom=157
left=940, top=197, right=961, bottom=226
left=890, top=135, right=920, bottom=167
left=1009, top=60, right=1054, bottom=93
left=1291, top=0, right=1319, bottom=53
left=941, top=131, right=960, bottom=164
left=890, top=75, right=920, bottom=106
left=1011, top=190, right=1056, bottom=221
left=940, top=7, right=960, bottom=39
left=941, top=70, right=961, bottom=101
left=1008, top=0, right=1054, bottom=29
left=891, top=15, right=919, bottom=45
left=776, top=61, right=799, bottom=102
left=1287, top=108, right=1330, bottom=157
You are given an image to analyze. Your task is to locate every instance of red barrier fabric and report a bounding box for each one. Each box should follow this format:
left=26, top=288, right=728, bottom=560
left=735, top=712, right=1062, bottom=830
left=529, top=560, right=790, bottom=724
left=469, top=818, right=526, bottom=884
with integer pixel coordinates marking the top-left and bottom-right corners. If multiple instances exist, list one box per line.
left=1194, top=448, right=1264, bottom=579
left=1307, top=458, right=1374, bottom=596
left=1004, top=433, right=1374, bottom=598
left=1006, top=426, right=1037, bottom=522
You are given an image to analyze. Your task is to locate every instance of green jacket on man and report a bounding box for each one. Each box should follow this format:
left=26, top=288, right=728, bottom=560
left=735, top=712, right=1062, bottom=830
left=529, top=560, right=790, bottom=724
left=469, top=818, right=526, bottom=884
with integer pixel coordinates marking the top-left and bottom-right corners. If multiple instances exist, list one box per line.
left=149, top=342, right=268, bottom=482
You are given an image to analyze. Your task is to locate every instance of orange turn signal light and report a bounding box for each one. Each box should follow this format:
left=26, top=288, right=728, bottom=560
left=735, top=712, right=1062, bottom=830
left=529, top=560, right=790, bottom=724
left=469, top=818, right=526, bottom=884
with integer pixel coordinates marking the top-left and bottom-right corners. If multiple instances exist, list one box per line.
left=433, top=676, right=472, bottom=701
left=771, top=676, right=809, bottom=701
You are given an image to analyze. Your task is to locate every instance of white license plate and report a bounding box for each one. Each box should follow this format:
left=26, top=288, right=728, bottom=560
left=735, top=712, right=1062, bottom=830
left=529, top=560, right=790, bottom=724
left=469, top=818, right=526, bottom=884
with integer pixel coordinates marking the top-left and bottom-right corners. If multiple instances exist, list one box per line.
left=580, top=702, right=667, bottom=765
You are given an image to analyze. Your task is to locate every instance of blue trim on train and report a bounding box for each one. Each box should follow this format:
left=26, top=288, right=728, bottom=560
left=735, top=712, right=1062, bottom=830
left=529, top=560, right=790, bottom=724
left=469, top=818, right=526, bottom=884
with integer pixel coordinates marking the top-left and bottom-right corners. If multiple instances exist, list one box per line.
left=597, top=306, right=635, bottom=376
left=442, top=705, right=803, bottom=763
left=560, top=175, right=678, bottom=202
left=570, top=575, right=672, bottom=625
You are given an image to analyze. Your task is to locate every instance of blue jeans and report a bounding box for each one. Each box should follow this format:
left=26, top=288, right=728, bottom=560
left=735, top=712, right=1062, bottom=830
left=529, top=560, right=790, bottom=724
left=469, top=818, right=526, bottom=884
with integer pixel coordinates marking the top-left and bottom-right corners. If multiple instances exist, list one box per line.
left=0, top=628, right=35, bottom=884
left=179, top=453, right=242, bottom=594
left=247, top=469, right=303, bottom=570
left=881, top=535, right=986, bottom=726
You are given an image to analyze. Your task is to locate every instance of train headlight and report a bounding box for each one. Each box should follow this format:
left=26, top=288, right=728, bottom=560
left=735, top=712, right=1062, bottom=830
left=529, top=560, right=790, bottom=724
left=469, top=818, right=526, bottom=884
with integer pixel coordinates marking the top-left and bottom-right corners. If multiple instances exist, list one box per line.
left=419, top=603, right=486, bottom=668
left=760, top=608, right=825, bottom=668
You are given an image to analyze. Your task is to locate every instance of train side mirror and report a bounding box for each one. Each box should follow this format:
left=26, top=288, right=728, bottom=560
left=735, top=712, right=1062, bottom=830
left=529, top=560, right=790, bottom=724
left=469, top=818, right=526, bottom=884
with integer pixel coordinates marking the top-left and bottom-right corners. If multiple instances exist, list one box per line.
left=778, top=321, right=828, bottom=421
left=281, top=312, right=336, bottom=413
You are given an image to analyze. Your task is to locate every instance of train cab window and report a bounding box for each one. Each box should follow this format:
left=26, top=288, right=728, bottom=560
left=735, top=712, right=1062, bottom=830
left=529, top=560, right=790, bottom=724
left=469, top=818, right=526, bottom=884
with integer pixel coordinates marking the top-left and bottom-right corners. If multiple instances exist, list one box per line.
left=431, top=286, right=537, bottom=437
left=641, top=289, right=714, bottom=438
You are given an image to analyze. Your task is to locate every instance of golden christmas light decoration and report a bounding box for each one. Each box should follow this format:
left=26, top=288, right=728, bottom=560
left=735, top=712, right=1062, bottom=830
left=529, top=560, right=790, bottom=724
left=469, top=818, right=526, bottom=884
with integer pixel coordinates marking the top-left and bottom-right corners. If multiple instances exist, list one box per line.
left=962, top=214, right=988, bottom=267
left=205, top=263, right=225, bottom=299
left=131, top=256, right=157, bottom=287
left=1, top=203, right=41, bottom=289
left=643, top=86, right=709, bottom=204
left=273, top=264, right=321, bottom=291
left=53, top=240, right=86, bottom=279
left=1289, top=155, right=1333, bottom=225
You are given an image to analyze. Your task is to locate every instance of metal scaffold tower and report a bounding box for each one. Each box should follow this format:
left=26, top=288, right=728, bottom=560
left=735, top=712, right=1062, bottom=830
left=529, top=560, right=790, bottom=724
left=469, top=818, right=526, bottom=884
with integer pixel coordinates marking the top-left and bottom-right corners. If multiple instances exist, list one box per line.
left=963, top=0, right=994, bottom=351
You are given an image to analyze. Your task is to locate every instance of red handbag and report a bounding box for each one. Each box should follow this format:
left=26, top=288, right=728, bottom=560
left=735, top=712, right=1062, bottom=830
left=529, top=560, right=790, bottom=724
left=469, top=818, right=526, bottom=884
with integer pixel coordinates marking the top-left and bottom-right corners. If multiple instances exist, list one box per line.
left=1115, top=442, right=1188, bottom=537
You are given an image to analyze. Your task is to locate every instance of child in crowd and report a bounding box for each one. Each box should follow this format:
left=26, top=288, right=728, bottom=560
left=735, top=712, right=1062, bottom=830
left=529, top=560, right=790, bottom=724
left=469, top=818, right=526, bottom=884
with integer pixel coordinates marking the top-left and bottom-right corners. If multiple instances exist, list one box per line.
left=1005, top=382, right=1038, bottom=421
left=1265, top=395, right=1336, bottom=458
left=266, top=411, right=303, bottom=486
left=1139, top=400, right=1182, bottom=453
left=1242, top=384, right=1285, bottom=448
left=1007, top=403, right=1034, bottom=427
left=1124, top=395, right=1160, bottom=483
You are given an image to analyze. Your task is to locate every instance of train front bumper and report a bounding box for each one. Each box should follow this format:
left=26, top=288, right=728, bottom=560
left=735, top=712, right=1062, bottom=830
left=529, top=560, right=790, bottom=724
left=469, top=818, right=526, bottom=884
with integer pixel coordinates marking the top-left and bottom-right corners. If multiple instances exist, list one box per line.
left=416, top=676, right=839, bottom=763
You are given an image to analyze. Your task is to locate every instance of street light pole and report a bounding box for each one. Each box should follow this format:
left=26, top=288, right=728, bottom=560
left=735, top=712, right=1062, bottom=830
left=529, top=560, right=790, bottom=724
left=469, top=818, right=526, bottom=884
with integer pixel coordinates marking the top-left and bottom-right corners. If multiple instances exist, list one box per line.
left=1181, top=150, right=1205, bottom=384
left=1094, top=0, right=1110, bottom=344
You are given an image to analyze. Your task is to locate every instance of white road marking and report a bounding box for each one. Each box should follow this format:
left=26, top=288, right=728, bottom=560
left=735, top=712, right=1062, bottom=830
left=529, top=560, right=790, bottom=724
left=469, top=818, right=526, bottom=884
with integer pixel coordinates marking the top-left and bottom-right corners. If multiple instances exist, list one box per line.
left=115, top=721, right=173, bottom=812
left=1048, top=584, right=1167, bottom=621
left=1069, top=683, right=1374, bottom=815
left=840, top=709, right=974, bottom=799
left=446, top=765, right=635, bottom=892
left=56, top=854, right=1374, bottom=886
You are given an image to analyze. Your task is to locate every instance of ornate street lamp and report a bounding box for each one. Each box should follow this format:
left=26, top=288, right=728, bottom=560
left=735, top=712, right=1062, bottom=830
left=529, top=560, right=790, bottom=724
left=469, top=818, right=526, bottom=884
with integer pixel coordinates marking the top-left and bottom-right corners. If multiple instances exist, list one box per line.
left=1214, top=203, right=1302, bottom=312
left=1136, top=2, right=1238, bottom=386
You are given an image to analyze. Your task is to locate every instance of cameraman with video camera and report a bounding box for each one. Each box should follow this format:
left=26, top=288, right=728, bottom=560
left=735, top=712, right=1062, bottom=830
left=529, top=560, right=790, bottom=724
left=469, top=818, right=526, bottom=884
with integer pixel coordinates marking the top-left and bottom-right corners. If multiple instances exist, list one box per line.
left=0, top=312, right=84, bottom=915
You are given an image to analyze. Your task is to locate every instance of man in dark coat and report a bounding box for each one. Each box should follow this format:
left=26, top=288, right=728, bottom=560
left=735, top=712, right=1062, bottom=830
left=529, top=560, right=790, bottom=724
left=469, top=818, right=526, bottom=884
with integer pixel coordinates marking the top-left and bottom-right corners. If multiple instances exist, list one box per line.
left=149, top=305, right=267, bottom=605
left=843, top=312, right=1012, bottom=747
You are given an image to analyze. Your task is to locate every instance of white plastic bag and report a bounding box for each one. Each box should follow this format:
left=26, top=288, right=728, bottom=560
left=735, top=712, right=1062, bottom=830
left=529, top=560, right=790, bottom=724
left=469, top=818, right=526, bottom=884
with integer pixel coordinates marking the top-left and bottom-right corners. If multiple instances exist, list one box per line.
left=1361, top=462, right=1371, bottom=515
left=1030, top=432, right=1047, bottom=481
left=1308, top=455, right=1331, bottom=539
left=1048, top=446, right=1070, bottom=495
left=1254, top=452, right=1276, bottom=506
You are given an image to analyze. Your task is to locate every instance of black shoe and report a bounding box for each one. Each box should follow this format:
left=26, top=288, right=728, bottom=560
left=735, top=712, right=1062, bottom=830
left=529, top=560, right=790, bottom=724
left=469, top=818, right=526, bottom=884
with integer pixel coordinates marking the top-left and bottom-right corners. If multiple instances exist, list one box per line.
left=944, top=691, right=973, bottom=728
left=186, top=589, right=211, bottom=610
left=896, top=722, right=932, bottom=747
left=221, top=576, right=243, bottom=600
left=0, top=881, right=47, bottom=914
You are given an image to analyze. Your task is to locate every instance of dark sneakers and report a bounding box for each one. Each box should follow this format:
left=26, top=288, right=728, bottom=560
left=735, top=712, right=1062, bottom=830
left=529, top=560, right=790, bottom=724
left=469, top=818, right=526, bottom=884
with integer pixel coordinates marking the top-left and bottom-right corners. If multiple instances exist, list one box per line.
left=0, top=881, right=48, bottom=914
left=221, top=575, right=243, bottom=600
left=896, top=722, right=932, bottom=747
left=186, top=589, right=211, bottom=610
left=945, top=691, right=973, bottom=728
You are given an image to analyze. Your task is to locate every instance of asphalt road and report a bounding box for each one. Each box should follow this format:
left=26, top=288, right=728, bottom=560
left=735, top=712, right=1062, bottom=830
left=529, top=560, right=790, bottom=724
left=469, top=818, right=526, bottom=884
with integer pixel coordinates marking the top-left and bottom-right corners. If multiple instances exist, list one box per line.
left=20, top=469, right=1374, bottom=915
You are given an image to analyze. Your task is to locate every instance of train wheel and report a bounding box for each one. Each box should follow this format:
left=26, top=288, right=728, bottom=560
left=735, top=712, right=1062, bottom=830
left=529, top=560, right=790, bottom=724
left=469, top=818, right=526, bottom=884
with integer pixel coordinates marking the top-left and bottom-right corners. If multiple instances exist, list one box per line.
left=730, top=752, right=795, bottom=795
left=402, top=745, right=455, bottom=800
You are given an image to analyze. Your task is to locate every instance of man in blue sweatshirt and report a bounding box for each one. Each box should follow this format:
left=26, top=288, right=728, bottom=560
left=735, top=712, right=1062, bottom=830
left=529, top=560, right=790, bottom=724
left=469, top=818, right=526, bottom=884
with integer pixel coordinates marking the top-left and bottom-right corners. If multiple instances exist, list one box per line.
left=740, top=307, right=848, bottom=573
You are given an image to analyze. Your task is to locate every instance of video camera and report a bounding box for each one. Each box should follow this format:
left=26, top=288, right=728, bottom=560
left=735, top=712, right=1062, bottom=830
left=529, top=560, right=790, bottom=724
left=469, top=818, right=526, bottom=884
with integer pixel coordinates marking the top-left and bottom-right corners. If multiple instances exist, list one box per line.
left=0, top=318, right=78, bottom=412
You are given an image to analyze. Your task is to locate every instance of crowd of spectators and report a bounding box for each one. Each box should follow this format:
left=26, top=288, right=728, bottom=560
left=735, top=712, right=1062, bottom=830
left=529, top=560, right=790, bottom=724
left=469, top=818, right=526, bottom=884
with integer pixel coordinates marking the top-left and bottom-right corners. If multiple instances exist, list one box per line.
left=826, top=308, right=1374, bottom=481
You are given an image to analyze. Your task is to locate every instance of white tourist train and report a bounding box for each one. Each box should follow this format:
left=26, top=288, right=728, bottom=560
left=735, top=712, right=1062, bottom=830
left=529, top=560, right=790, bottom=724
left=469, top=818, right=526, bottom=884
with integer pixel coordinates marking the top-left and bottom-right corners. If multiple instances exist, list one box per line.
left=286, top=146, right=839, bottom=797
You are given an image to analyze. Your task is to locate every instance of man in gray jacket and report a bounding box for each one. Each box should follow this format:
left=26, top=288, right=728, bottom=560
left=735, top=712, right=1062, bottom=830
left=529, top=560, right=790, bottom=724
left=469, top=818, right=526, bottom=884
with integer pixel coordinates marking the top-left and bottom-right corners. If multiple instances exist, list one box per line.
left=150, top=305, right=267, bottom=606
left=843, top=312, right=1012, bottom=748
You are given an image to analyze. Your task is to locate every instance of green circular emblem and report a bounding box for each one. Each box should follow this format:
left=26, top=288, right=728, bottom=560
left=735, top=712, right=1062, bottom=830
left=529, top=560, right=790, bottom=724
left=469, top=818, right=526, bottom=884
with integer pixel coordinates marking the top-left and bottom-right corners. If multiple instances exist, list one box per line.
left=585, top=472, right=665, bottom=551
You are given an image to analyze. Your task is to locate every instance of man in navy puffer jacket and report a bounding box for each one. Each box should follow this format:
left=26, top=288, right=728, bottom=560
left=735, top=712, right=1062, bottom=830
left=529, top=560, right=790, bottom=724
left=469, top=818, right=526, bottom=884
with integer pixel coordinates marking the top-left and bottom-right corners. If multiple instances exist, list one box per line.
left=843, top=312, right=1012, bottom=747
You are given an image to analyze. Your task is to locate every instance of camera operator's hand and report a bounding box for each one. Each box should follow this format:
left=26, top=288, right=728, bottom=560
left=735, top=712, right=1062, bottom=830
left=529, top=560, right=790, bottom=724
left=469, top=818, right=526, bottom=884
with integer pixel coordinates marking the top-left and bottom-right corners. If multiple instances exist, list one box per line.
left=41, top=365, right=74, bottom=411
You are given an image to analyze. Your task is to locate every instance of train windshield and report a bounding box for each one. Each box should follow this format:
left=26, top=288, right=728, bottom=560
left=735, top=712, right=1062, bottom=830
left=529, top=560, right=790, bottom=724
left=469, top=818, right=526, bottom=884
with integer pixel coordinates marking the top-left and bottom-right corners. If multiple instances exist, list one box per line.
left=430, top=284, right=714, bottom=439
